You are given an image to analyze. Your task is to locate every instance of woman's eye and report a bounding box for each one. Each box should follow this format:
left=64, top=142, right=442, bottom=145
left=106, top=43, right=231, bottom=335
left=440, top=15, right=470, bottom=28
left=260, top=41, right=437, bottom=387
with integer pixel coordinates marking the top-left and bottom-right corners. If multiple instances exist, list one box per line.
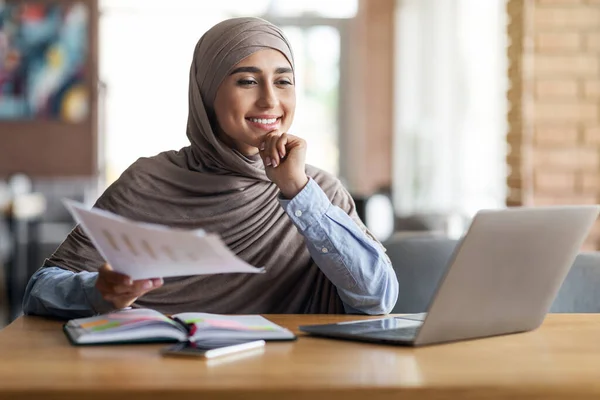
left=238, top=79, right=257, bottom=86
left=277, top=80, right=293, bottom=86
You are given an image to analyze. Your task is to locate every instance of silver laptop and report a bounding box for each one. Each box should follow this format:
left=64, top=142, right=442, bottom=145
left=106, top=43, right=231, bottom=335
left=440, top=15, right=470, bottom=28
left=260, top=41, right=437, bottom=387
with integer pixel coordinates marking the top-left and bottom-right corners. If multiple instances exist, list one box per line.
left=300, top=206, right=600, bottom=346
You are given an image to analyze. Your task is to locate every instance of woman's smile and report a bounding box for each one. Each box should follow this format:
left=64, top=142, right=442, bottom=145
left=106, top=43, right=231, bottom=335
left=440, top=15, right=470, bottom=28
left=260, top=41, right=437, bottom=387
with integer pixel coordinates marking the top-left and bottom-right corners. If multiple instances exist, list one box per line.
left=245, top=115, right=282, bottom=131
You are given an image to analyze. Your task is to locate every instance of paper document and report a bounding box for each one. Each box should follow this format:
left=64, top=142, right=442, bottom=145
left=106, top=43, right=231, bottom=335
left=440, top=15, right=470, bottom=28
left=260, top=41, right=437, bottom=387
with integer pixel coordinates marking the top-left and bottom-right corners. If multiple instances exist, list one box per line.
left=63, top=199, right=265, bottom=280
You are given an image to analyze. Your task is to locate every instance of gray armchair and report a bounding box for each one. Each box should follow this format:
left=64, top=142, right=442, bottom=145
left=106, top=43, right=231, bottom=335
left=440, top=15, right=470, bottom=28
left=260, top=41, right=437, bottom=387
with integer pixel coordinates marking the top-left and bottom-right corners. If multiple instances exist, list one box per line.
left=383, top=235, right=600, bottom=313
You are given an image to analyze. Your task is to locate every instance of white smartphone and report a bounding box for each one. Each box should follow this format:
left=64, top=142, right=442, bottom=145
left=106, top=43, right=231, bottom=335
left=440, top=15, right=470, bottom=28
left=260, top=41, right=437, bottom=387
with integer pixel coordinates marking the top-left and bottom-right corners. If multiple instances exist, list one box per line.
left=161, top=339, right=265, bottom=359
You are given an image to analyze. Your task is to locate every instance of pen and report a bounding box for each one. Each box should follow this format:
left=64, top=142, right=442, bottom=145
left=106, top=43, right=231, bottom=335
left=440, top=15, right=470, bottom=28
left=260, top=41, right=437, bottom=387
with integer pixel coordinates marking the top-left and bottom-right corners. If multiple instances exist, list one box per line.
left=171, top=316, right=198, bottom=338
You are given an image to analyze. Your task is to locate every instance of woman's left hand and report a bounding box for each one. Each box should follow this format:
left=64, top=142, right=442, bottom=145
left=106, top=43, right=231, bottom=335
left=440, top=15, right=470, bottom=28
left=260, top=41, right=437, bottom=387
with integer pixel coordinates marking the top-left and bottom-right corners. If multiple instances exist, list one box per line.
left=259, top=130, right=309, bottom=199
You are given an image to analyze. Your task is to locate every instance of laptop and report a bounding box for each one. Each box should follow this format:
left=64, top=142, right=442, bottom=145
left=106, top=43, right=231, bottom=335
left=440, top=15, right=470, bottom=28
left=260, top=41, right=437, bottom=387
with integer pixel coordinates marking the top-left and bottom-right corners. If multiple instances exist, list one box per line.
left=300, top=205, right=600, bottom=346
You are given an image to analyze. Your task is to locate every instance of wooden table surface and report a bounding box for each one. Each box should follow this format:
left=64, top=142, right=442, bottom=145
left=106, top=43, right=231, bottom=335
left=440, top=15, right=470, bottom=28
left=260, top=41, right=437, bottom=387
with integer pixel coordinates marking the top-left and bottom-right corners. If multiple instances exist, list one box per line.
left=2, top=314, right=600, bottom=400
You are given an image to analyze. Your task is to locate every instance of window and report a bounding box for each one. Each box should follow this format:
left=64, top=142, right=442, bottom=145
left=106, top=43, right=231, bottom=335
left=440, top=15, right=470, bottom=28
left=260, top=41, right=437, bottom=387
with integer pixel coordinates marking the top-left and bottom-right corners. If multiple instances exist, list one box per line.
left=393, top=0, right=508, bottom=235
left=99, top=0, right=356, bottom=184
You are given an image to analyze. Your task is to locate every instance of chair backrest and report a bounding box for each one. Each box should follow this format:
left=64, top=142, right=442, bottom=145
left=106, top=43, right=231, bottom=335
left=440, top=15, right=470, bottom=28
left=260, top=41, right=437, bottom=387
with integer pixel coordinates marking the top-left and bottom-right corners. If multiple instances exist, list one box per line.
left=550, top=253, right=600, bottom=313
left=383, top=235, right=458, bottom=313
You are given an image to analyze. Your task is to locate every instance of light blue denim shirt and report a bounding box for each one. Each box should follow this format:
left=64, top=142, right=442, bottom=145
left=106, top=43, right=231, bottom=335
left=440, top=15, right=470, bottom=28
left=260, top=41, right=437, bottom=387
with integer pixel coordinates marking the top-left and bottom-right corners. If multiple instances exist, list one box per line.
left=23, top=178, right=398, bottom=318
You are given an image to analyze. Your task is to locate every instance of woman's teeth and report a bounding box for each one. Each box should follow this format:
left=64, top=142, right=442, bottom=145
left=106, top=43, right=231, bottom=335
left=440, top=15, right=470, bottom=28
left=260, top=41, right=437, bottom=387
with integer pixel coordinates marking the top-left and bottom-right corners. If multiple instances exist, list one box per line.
left=249, top=118, right=277, bottom=124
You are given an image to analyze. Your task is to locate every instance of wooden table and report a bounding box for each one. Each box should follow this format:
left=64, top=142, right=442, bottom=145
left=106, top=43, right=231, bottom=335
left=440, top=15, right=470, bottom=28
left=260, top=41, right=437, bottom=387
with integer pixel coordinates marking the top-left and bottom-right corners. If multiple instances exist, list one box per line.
left=2, top=314, right=600, bottom=400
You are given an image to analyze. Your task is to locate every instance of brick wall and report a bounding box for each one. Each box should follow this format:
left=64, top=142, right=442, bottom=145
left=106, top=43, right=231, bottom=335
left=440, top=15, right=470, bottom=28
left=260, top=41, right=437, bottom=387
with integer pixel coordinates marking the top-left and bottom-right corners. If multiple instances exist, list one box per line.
left=508, top=0, right=600, bottom=249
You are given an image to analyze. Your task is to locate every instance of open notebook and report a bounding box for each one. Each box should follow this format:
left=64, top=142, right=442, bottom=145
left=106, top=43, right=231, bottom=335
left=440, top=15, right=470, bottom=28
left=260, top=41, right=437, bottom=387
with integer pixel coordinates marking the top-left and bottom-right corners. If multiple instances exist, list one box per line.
left=64, top=308, right=296, bottom=345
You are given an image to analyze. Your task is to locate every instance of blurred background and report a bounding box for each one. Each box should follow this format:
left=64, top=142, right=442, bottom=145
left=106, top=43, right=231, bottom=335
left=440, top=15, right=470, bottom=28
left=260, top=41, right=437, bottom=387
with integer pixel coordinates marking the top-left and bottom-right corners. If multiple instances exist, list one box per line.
left=0, top=0, right=598, bottom=324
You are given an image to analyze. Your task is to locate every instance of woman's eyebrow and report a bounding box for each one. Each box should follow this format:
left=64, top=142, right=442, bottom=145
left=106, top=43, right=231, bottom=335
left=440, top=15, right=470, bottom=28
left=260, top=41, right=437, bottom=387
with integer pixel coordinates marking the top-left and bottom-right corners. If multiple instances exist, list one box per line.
left=229, top=66, right=293, bottom=75
left=275, top=67, right=293, bottom=74
left=230, top=66, right=261, bottom=75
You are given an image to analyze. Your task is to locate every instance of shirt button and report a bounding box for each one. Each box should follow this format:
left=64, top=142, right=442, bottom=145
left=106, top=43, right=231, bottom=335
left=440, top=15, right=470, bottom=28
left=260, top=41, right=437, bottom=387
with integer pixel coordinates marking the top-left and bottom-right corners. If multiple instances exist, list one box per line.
left=321, top=247, right=329, bottom=254
left=294, top=210, right=303, bottom=217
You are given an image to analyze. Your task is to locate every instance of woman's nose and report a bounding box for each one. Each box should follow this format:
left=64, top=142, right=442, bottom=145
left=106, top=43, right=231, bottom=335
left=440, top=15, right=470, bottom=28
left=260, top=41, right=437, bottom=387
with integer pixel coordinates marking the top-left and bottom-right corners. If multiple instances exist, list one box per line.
left=257, top=84, right=278, bottom=108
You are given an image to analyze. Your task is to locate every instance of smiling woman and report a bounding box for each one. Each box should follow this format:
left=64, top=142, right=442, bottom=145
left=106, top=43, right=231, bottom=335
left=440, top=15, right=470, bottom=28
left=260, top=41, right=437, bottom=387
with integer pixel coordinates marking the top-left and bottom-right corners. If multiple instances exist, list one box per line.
left=21, top=17, right=399, bottom=319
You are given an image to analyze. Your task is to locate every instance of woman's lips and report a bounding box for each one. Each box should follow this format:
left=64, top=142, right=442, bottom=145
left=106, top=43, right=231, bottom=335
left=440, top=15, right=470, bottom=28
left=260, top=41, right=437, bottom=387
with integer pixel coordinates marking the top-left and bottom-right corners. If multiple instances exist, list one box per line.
left=246, top=117, right=281, bottom=131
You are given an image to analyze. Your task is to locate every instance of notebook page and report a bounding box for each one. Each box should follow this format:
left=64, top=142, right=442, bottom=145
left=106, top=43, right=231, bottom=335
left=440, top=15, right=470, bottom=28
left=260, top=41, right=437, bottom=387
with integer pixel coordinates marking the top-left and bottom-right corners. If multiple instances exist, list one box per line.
left=173, top=312, right=296, bottom=341
left=66, top=308, right=177, bottom=333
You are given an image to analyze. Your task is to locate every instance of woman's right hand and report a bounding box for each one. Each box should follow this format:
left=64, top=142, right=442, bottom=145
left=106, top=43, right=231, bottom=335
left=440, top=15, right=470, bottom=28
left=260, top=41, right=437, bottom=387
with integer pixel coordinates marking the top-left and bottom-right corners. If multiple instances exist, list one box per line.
left=95, top=264, right=163, bottom=309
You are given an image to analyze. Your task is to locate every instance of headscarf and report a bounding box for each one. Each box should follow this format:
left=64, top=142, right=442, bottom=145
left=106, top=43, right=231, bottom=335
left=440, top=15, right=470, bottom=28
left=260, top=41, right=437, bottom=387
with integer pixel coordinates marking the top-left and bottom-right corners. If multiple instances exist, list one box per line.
left=44, top=17, right=368, bottom=314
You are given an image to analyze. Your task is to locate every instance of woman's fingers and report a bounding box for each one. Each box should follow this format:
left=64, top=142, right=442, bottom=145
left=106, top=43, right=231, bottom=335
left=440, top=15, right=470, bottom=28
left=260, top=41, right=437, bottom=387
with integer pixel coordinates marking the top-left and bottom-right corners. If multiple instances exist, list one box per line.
left=259, top=138, right=269, bottom=166
left=276, top=133, right=288, bottom=161
left=260, top=131, right=285, bottom=168
left=111, top=278, right=162, bottom=295
left=150, top=278, right=163, bottom=287
left=260, top=135, right=271, bottom=166
left=99, top=264, right=132, bottom=286
left=97, top=263, right=163, bottom=307
left=267, top=132, right=280, bottom=167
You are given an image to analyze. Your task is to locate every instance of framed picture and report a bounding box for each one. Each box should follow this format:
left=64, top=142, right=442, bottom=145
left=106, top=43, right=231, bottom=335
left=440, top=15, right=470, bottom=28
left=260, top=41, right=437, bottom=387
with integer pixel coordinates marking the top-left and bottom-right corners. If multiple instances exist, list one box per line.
left=0, top=1, right=90, bottom=122
left=0, top=0, right=98, bottom=177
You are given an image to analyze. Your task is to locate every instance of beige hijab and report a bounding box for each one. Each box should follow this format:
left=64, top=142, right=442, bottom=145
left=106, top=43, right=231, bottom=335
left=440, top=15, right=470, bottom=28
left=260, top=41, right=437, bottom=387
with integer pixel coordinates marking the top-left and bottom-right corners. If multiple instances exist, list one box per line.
left=44, top=17, right=368, bottom=314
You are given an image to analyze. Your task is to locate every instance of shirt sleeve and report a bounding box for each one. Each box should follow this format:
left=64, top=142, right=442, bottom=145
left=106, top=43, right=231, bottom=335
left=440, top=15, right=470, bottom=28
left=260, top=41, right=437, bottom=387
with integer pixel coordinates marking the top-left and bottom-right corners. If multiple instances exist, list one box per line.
left=22, top=267, right=116, bottom=319
left=278, top=178, right=399, bottom=315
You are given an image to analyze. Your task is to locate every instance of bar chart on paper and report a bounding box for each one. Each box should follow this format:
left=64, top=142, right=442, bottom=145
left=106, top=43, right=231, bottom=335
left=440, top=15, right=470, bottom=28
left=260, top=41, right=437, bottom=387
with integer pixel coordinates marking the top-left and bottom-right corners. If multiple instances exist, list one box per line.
left=63, top=200, right=265, bottom=280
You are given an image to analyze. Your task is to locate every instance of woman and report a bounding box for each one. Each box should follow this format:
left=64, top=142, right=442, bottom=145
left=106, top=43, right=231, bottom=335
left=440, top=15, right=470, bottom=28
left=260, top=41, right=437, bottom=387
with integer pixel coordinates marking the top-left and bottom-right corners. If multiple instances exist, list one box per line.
left=22, top=17, right=398, bottom=318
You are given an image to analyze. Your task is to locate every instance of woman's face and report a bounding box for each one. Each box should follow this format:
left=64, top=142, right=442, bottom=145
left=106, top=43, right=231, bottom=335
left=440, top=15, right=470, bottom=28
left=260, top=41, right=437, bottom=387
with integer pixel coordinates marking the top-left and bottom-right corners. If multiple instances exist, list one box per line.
left=213, top=49, right=296, bottom=156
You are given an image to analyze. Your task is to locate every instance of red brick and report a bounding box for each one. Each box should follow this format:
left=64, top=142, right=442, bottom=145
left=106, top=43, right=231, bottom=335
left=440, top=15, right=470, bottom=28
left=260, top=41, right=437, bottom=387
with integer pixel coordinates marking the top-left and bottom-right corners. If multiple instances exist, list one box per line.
left=534, top=55, right=599, bottom=77
left=537, top=0, right=583, bottom=4
left=584, top=80, right=600, bottom=99
left=532, top=147, right=600, bottom=170
left=581, top=173, right=600, bottom=192
left=587, top=33, right=600, bottom=52
left=535, top=124, right=580, bottom=145
left=536, top=32, right=581, bottom=52
left=535, top=170, right=577, bottom=191
left=533, top=194, right=598, bottom=205
left=534, top=7, right=600, bottom=29
left=583, top=126, right=600, bottom=144
left=535, top=79, right=579, bottom=98
left=533, top=102, right=598, bottom=122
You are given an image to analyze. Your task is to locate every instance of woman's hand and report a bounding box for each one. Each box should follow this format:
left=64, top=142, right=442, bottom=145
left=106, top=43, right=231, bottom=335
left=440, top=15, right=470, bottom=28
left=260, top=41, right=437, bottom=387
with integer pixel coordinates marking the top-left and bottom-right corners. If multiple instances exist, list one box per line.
left=259, top=130, right=309, bottom=199
left=95, top=264, right=163, bottom=309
